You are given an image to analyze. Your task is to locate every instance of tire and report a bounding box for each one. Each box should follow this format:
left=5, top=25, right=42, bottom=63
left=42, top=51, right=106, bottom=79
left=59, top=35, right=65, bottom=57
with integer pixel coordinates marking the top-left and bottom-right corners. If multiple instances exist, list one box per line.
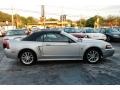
left=19, top=50, right=37, bottom=65
left=84, top=49, right=101, bottom=64
left=106, top=36, right=111, bottom=42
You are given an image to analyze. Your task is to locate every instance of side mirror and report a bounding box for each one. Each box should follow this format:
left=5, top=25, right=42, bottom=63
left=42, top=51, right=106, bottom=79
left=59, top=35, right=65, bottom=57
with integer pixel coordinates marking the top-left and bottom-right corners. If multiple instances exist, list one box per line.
left=68, top=39, right=74, bottom=43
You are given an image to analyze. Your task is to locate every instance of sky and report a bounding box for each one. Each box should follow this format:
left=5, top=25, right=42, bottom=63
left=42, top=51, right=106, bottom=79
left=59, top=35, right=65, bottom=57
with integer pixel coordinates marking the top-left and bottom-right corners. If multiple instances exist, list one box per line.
left=0, top=0, right=120, bottom=20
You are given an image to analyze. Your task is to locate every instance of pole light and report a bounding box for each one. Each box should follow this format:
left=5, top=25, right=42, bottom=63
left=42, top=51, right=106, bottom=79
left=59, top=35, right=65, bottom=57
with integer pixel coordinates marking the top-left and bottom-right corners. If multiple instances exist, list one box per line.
left=11, top=8, right=14, bottom=29
left=6, top=21, right=9, bottom=30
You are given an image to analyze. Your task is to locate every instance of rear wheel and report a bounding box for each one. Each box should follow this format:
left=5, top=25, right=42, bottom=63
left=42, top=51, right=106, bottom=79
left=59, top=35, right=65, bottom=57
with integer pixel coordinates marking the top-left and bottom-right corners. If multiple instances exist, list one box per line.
left=19, top=50, right=36, bottom=65
left=84, top=49, right=101, bottom=64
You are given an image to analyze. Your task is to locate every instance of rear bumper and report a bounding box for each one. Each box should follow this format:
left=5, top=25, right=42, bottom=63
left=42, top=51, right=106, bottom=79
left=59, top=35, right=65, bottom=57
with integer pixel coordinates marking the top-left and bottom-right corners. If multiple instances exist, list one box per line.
left=102, top=48, right=114, bottom=58
left=4, top=49, right=18, bottom=59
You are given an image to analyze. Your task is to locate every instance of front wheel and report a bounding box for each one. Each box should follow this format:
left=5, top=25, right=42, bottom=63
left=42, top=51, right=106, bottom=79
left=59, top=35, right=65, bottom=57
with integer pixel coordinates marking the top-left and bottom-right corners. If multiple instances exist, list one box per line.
left=106, top=36, right=111, bottom=42
left=19, top=50, right=36, bottom=65
left=84, top=49, right=101, bottom=64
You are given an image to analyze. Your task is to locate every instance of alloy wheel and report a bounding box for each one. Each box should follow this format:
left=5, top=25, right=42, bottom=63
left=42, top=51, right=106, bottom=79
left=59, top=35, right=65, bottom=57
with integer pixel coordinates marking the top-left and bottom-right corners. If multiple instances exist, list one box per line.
left=20, top=51, right=34, bottom=65
left=86, top=49, right=100, bottom=63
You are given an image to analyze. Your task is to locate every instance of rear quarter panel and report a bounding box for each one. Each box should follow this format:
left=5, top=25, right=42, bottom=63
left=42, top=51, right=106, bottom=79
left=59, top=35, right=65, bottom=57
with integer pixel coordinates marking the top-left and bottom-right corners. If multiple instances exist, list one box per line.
left=8, top=40, right=42, bottom=59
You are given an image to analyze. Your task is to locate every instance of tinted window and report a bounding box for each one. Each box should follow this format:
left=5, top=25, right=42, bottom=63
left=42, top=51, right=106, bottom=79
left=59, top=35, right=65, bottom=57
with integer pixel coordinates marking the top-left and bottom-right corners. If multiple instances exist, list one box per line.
left=99, top=29, right=105, bottom=33
left=75, top=29, right=82, bottom=33
left=64, top=28, right=75, bottom=33
left=85, top=29, right=94, bottom=33
left=44, top=33, right=70, bottom=42
left=22, top=32, right=41, bottom=41
left=105, top=29, right=110, bottom=33
left=6, top=30, right=26, bottom=36
left=109, top=29, right=120, bottom=33
left=36, top=34, right=44, bottom=42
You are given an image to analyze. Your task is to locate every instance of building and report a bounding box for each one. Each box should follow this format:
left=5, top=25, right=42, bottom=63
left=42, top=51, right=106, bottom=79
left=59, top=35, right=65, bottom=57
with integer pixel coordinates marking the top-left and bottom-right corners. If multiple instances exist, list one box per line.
left=60, top=15, right=67, bottom=21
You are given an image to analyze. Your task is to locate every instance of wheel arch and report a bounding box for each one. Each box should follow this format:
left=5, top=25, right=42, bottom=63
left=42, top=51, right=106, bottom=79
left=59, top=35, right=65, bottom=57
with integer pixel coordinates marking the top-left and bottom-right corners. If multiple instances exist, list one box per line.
left=18, top=48, right=37, bottom=59
left=83, top=46, right=103, bottom=60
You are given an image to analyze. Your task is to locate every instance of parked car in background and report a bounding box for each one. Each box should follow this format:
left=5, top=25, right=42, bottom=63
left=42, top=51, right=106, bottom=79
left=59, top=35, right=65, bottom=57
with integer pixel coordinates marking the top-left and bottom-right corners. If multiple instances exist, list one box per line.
left=2, top=29, right=27, bottom=48
left=112, top=26, right=120, bottom=31
left=0, top=29, right=5, bottom=37
left=82, top=28, right=107, bottom=40
left=117, top=28, right=120, bottom=32
left=31, top=27, right=41, bottom=34
left=4, top=30, right=114, bottom=65
left=62, top=27, right=86, bottom=38
left=22, top=28, right=31, bottom=35
left=99, top=28, right=120, bottom=42
left=0, top=30, right=2, bottom=36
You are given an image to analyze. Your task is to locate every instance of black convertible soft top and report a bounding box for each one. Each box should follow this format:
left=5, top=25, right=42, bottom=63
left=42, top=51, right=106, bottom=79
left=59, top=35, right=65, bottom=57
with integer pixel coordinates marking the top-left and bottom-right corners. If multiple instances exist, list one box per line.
left=22, top=30, right=61, bottom=41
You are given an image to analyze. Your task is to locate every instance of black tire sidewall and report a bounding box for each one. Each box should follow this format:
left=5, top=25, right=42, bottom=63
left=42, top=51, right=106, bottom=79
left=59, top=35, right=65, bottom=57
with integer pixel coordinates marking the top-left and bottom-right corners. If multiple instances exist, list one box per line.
left=19, top=50, right=36, bottom=65
left=84, top=49, right=101, bottom=64
left=106, top=36, right=111, bottom=42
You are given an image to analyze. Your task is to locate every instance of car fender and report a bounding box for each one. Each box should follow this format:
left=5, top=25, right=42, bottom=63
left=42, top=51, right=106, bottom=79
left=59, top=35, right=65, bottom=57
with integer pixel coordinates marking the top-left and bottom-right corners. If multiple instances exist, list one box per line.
left=81, top=45, right=103, bottom=60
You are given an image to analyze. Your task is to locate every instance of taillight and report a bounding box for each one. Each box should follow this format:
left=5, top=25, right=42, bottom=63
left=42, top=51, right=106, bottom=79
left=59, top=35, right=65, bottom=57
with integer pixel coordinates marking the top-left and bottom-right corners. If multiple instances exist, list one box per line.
left=3, top=39, right=10, bottom=49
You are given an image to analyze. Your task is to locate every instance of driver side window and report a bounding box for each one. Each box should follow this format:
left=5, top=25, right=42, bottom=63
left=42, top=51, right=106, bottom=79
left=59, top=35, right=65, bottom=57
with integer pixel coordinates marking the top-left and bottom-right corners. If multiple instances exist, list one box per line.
left=44, top=33, right=74, bottom=42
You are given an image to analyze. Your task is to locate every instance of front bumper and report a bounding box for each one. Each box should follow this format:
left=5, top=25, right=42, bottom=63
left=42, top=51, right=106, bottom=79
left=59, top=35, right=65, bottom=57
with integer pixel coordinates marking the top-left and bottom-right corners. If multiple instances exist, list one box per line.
left=102, top=48, right=114, bottom=58
left=112, top=37, right=120, bottom=41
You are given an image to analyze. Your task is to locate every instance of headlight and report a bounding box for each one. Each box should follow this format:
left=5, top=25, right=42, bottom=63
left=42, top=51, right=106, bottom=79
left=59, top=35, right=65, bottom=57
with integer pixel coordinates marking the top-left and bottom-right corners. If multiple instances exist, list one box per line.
left=106, top=45, right=112, bottom=49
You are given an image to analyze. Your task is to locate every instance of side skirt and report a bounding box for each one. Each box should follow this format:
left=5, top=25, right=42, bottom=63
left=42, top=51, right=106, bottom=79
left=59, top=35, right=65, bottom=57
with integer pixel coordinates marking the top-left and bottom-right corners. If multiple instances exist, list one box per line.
left=37, top=56, right=83, bottom=61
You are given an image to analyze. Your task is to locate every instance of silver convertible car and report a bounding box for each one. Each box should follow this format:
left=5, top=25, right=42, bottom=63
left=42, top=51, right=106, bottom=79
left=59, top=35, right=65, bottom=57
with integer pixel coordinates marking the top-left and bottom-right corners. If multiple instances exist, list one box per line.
left=3, top=30, right=114, bottom=65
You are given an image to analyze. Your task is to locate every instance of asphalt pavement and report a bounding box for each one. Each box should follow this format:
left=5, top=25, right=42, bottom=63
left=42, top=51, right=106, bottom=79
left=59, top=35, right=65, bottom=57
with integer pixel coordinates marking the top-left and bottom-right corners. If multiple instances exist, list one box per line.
left=0, top=37, right=120, bottom=85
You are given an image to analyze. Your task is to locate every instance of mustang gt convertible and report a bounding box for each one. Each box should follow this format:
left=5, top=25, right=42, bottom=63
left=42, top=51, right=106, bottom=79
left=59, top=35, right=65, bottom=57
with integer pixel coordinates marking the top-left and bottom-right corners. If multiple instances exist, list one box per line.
left=3, top=30, right=114, bottom=65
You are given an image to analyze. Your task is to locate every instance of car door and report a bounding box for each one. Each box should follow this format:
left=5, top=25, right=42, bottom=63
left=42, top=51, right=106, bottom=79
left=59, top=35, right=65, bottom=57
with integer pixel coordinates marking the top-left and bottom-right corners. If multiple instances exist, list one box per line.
left=42, top=32, right=80, bottom=59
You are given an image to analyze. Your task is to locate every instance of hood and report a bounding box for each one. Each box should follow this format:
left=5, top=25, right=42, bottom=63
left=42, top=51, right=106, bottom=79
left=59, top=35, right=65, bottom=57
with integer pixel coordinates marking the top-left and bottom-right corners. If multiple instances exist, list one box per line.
left=77, top=38, right=112, bottom=49
left=111, top=32, right=120, bottom=35
left=81, top=38, right=108, bottom=44
left=86, top=33, right=105, bottom=37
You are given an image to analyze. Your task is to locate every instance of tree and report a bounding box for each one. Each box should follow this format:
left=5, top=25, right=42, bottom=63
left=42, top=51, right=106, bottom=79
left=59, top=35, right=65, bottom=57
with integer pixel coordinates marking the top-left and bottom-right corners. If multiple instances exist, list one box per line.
left=104, top=16, right=120, bottom=26
left=0, top=11, right=39, bottom=28
left=76, top=19, right=86, bottom=27
left=86, top=15, right=104, bottom=27
left=20, top=16, right=27, bottom=25
left=26, top=16, right=38, bottom=25
left=66, top=19, right=72, bottom=27
left=0, top=11, right=11, bottom=22
left=46, top=18, right=58, bottom=21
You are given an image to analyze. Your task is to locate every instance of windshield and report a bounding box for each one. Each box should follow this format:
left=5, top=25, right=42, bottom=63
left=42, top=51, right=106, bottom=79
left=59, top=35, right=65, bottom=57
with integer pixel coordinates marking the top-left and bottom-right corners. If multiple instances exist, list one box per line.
left=85, top=29, right=97, bottom=33
left=6, top=30, right=26, bottom=36
left=64, top=28, right=82, bottom=33
left=62, top=31, right=78, bottom=41
left=64, top=28, right=76, bottom=33
left=109, top=29, right=120, bottom=33
left=75, top=29, right=82, bottom=33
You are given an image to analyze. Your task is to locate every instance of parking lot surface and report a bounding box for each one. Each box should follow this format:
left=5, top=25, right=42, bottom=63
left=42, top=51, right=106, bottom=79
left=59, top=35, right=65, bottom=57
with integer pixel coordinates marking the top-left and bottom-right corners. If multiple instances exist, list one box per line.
left=0, top=37, right=120, bottom=85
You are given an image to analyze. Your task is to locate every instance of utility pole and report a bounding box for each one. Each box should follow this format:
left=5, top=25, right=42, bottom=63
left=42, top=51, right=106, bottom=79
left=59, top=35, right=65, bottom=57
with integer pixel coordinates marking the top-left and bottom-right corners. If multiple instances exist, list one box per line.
left=11, top=5, right=14, bottom=29
left=41, top=5, right=46, bottom=29
left=61, top=6, right=64, bottom=28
